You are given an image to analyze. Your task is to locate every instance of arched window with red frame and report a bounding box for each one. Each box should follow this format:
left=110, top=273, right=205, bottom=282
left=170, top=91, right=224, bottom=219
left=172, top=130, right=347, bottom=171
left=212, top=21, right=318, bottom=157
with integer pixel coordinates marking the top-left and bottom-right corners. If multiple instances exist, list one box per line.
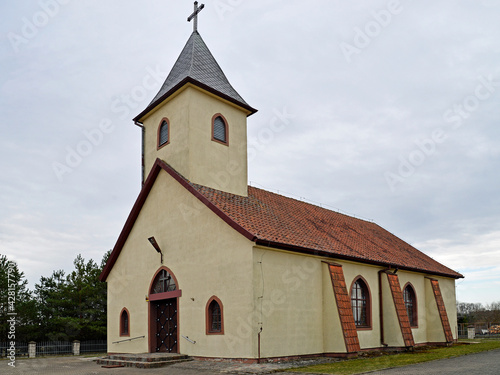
left=212, top=114, right=228, bottom=145
left=158, top=118, right=170, bottom=149
left=350, top=277, right=371, bottom=328
left=120, top=308, right=130, bottom=337
left=206, top=296, right=224, bottom=335
left=403, top=283, right=418, bottom=327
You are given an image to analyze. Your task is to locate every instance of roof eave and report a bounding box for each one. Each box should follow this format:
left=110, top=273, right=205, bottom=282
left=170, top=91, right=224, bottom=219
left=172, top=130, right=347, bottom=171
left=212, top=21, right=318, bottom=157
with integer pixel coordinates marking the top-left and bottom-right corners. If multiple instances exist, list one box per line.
left=254, top=239, right=464, bottom=280
left=133, top=77, right=257, bottom=123
left=99, top=158, right=257, bottom=282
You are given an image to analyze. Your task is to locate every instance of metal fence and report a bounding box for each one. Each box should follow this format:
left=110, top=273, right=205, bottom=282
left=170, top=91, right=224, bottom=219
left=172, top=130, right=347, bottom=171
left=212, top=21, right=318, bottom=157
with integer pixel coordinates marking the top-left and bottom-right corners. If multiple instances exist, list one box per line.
left=0, top=342, right=28, bottom=358
left=0, top=340, right=106, bottom=358
left=36, top=341, right=73, bottom=356
left=80, top=340, right=107, bottom=353
left=458, top=322, right=500, bottom=338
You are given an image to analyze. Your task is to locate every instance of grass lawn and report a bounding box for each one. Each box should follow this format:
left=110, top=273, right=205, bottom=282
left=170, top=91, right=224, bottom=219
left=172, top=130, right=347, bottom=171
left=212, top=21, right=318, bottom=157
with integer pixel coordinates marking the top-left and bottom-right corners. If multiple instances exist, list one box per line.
left=291, top=339, right=500, bottom=374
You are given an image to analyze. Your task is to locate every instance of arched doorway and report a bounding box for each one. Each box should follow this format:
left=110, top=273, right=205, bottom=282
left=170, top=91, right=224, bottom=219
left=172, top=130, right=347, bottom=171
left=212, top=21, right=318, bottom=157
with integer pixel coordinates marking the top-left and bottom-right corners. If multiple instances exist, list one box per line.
left=148, top=267, right=182, bottom=353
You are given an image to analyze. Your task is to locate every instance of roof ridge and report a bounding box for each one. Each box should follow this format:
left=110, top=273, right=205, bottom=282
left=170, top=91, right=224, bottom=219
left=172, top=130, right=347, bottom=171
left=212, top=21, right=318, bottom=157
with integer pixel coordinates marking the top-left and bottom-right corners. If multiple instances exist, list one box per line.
left=101, top=160, right=463, bottom=281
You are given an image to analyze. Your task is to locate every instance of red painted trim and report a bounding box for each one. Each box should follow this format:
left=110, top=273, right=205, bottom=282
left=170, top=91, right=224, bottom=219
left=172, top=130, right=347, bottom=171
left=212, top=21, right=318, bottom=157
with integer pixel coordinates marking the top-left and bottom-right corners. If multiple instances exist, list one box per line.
left=205, top=296, right=224, bottom=335
left=99, top=162, right=163, bottom=281
left=211, top=113, right=229, bottom=146
left=148, top=266, right=181, bottom=354
left=159, top=160, right=256, bottom=241
left=148, top=265, right=180, bottom=295
left=133, top=77, right=258, bottom=123
left=402, top=282, right=418, bottom=328
left=119, top=307, right=130, bottom=337
left=149, top=290, right=182, bottom=301
left=349, top=275, right=372, bottom=330
left=99, top=159, right=256, bottom=282
left=157, top=118, right=170, bottom=150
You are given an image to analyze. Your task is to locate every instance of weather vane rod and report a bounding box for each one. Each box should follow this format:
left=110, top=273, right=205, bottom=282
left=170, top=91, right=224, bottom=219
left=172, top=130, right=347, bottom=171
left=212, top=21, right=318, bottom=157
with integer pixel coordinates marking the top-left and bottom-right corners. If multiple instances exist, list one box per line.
left=187, top=1, right=205, bottom=32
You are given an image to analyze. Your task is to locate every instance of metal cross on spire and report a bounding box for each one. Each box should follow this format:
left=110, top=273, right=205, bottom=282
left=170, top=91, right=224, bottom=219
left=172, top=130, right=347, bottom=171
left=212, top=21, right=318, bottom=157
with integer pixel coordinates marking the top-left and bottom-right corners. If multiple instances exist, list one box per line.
left=187, top=1, right=205, bottom=32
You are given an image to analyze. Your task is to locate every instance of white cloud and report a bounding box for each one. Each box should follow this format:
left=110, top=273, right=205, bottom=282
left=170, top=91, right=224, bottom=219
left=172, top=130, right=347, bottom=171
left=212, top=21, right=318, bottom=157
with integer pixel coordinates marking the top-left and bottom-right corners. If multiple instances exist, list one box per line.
left=1, top=1, right=499, bottom=303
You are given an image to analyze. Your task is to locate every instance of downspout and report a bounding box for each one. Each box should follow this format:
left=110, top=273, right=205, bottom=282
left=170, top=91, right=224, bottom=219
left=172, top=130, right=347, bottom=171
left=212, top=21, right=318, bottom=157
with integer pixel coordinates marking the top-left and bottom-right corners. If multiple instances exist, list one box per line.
left=257, top=327, right=262, bottom=364
left=134, top=121, right=145, bottom=186
left=378, top=269, right=391, bottom=347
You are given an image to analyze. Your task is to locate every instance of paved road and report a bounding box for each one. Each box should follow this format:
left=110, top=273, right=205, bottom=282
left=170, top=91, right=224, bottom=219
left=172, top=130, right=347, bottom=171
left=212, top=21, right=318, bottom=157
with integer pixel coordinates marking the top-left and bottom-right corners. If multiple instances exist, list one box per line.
left=367, top=348, right=500, bottom=375
left=2, top=349, right=500, bottom=374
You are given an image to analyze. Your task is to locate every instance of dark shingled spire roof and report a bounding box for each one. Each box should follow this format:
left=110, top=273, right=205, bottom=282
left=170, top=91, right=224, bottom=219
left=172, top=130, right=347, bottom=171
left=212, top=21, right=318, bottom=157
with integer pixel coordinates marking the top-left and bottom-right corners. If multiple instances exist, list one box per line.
left=134, top=31, right=256, bottom=121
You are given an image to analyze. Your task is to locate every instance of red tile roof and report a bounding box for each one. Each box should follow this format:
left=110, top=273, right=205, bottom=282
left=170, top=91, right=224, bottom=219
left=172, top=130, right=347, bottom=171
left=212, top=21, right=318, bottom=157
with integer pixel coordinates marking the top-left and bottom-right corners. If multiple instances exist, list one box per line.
left=191, top=182, right=463, bottom=279
left=100, top=159, right=463, bottom=281
left=387, top=273, right=415, bottom=347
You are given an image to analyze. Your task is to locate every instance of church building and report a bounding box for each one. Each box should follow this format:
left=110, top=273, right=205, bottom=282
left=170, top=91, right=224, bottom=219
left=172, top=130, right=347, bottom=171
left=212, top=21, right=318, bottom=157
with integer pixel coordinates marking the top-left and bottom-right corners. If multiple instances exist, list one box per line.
left=100, top=3, right=463, bottom=361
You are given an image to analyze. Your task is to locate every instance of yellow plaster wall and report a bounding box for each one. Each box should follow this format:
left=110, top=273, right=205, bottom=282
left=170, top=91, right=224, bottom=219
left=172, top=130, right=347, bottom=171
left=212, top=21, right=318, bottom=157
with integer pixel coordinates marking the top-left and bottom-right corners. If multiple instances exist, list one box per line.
left=106, top=169, right=255, bottom=357
left=440, top=277, right=458, bottom=340
left=251, top=251, right=391, bottom=356
left=140, top=85, right=249, bottom=196
left=424, top=277, right=458, bottom=342
left=252, top=248, right=324, bottom=358
left=380, top=274, right=405, bottom=348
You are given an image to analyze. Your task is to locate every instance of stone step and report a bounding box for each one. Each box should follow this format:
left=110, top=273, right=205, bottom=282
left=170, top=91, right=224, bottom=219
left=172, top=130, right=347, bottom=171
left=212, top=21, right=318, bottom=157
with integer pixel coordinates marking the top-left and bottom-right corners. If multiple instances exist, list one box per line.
left=96, top=354, right=192, bottom=369
left=106, top=353, right=189, bottom=362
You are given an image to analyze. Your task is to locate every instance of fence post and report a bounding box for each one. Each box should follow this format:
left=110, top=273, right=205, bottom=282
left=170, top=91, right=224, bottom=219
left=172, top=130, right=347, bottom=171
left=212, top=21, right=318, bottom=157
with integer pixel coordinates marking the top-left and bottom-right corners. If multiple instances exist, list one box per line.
left=72, top=340, right=80, bottom=356
left=467, top=326, right=475, bottom=339
left=28, top=341, right=36, bottom=358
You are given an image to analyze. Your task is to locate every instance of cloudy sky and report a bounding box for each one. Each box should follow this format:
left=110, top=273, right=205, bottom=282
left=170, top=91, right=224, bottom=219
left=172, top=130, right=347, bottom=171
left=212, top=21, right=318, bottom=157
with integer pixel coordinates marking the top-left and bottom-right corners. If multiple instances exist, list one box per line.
left=1, top=1, right=499, bottom=304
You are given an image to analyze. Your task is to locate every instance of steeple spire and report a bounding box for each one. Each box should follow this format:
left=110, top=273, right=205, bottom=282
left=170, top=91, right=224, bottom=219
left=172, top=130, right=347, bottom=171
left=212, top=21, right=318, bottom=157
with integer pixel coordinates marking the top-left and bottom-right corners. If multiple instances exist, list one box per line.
left=187, top=1, right=205, bottom=32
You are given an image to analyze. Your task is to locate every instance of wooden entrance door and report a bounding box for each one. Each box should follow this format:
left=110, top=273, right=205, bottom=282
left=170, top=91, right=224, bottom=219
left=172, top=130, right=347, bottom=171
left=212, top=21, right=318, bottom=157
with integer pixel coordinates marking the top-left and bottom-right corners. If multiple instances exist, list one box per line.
left=154, top=298, right=178, bottom=353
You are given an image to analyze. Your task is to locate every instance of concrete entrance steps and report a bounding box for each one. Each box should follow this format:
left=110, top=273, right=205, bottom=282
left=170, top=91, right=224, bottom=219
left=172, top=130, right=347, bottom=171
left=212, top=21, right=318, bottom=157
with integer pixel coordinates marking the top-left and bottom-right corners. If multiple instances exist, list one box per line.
left=96, top=353, right=192, bottom=369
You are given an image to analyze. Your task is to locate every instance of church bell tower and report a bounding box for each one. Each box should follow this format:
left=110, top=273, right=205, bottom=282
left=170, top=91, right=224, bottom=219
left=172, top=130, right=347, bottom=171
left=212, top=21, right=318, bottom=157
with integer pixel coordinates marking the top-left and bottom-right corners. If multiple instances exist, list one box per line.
left=133, top=2, right=257, bottom=197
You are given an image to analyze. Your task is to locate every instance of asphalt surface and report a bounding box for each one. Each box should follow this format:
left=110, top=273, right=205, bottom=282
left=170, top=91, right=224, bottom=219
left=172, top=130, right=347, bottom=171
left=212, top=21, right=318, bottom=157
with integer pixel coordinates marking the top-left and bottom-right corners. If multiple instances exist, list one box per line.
left=2, top=348, right=500, bottom=375
left=367, top=348, right=500, bottom=375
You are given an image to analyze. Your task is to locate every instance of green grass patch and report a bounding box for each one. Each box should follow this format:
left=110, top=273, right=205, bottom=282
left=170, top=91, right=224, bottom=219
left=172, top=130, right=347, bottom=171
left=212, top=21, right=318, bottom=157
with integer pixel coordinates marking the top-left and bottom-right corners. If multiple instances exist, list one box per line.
left=291, top=340, right=500, bottom=374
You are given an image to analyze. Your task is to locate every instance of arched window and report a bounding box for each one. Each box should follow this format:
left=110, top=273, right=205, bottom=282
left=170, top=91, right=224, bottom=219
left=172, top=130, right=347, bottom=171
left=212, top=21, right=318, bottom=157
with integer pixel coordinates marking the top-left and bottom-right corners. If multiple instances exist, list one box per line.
left=206, top=296, right=224, bottom=335
left=151, top=269, right=176, bottom=294
left=212, top=114, right=228, bottom=144
left=351, top=277, right=371, bottom=328
left=120, top=308, right=130, bottom=336
left=404, top=284, right=417, bottom=327
left=158, top=118, right=170, bottom=148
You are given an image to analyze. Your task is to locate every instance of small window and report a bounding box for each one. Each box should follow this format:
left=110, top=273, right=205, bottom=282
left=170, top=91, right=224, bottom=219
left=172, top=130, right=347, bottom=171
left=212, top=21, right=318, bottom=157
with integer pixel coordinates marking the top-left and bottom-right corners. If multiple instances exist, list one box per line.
left=158, top=119, right=170, bottom=148
left=120, top=308, right=129, bottom=336
left=351, top=277, right=370, bottom=328
left=212, top=115, right=227, bottom=144
left=206, top=297, right=224, bottom=335
left=151, top=269, right=176, bottom=294
left=404, top=284, right=417, bottom=327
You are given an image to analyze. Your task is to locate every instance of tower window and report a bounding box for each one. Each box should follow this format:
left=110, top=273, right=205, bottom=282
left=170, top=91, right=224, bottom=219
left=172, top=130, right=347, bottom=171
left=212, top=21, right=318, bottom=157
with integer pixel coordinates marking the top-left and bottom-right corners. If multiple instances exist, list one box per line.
left=206, top=296, right=224, bottom=334
left=404, top=284, right=418, bottom=327
left=120, top=308, right=130, bottom=336
left=351, top=277, right=371, bottom=328
left=158, top=118, right=170, bottom=148
left=212, top=114, right=228, bottom=145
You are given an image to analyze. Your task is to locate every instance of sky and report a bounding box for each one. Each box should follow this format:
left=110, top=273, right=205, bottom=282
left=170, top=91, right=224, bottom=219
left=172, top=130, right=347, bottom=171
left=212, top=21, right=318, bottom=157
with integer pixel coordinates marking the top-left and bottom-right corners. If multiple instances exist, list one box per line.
left=1, top=1, right=499, bottom=304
